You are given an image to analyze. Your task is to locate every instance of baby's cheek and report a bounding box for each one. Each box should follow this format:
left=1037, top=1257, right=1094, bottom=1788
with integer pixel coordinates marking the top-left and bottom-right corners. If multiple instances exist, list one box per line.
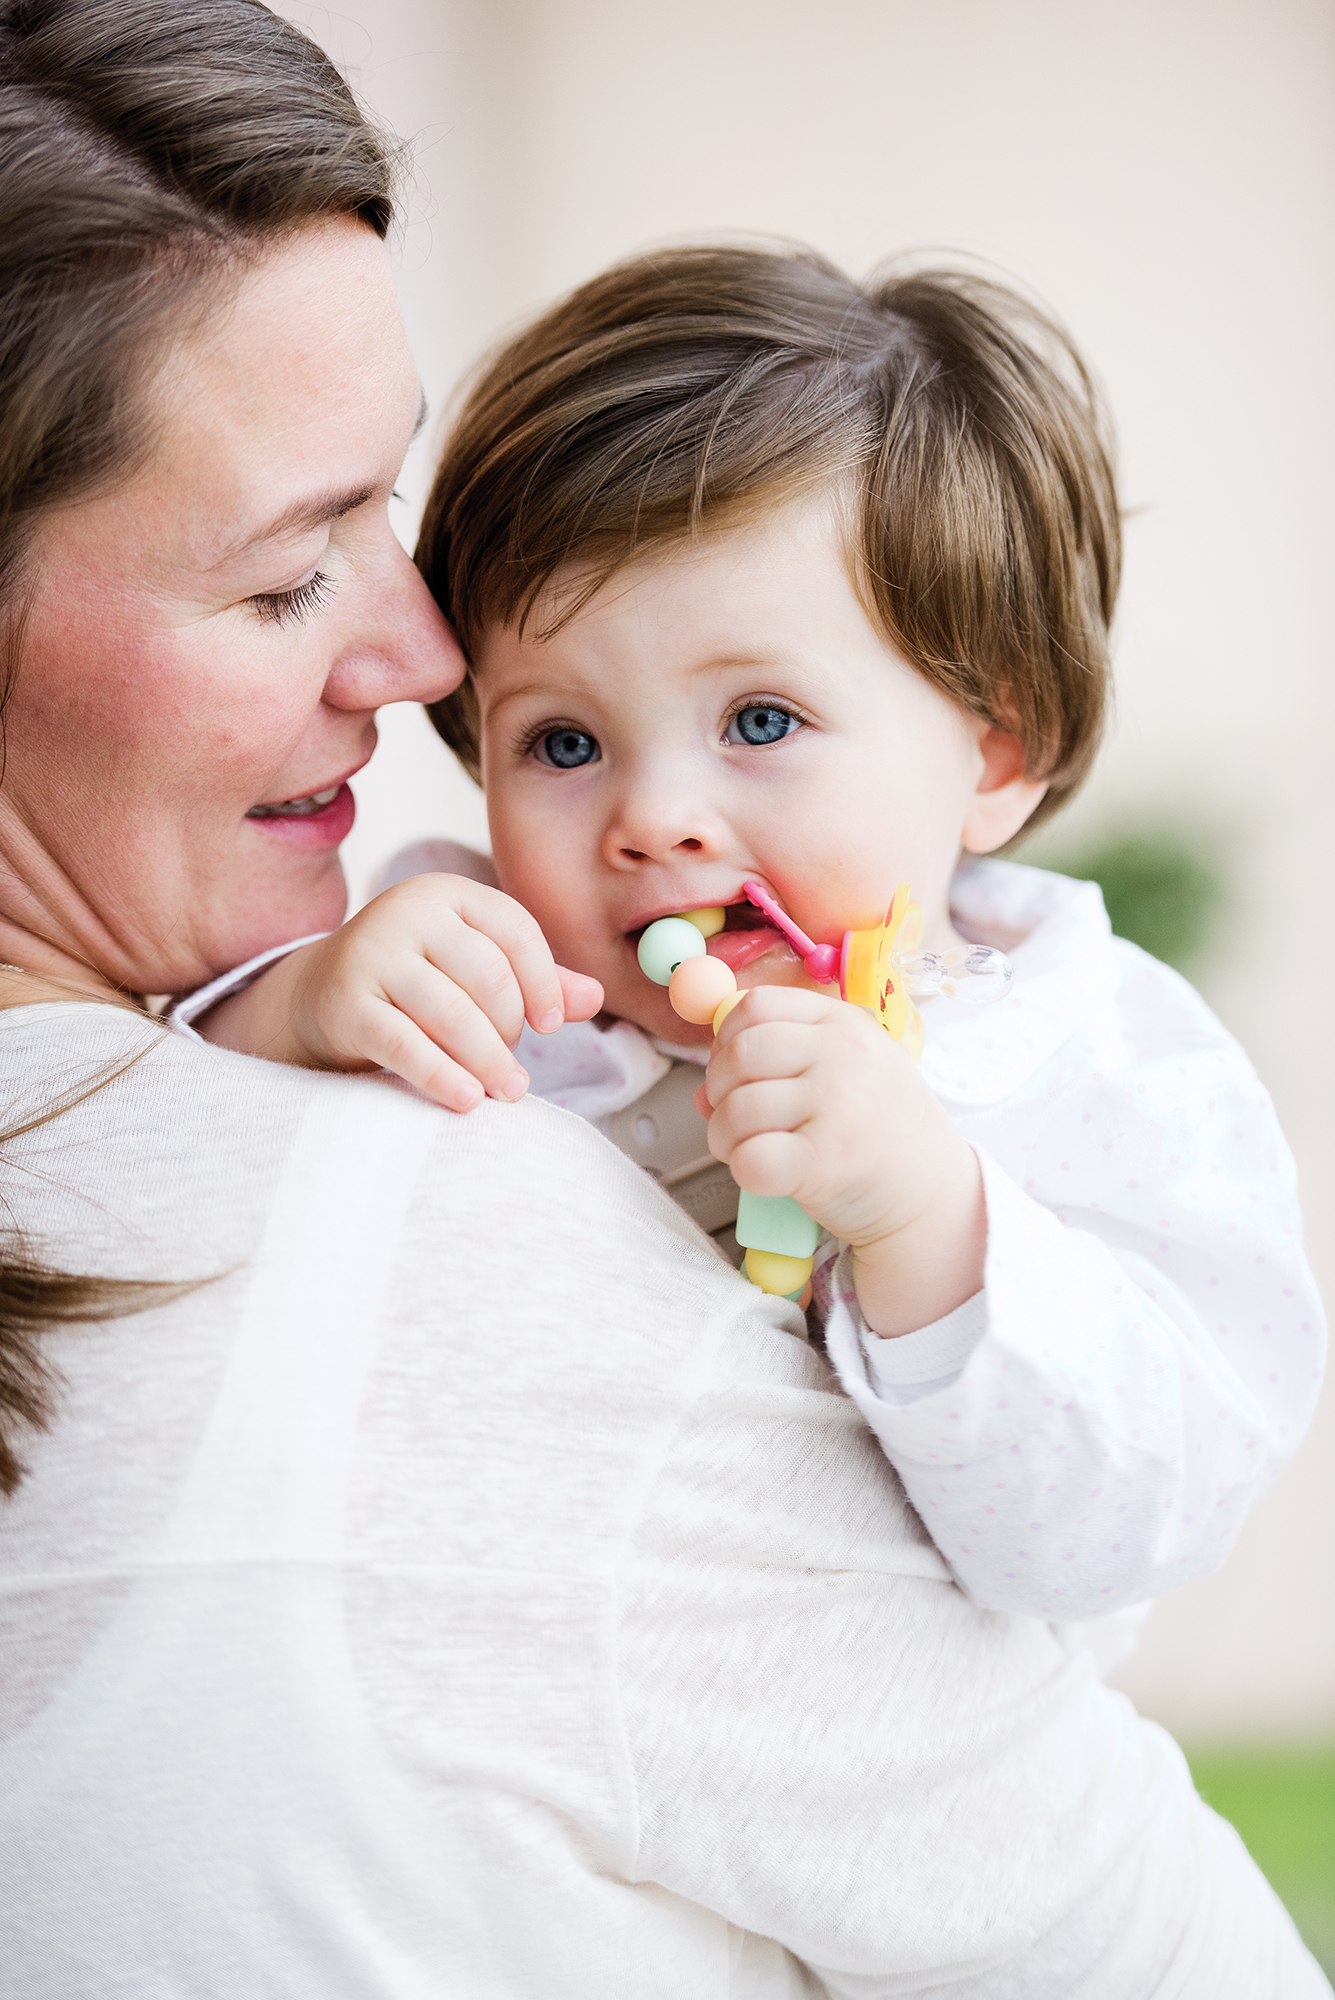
left=489, top=854, right=575, bottom=960
left=541, top=913, right=610, bottom=985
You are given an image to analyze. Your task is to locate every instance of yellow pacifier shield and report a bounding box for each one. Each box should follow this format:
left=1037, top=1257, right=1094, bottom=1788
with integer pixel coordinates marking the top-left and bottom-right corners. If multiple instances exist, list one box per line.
left=841, top=883, right=926, bottom=1059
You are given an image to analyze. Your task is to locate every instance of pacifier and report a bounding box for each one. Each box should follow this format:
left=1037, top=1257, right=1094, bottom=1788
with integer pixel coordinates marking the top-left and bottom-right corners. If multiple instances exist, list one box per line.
left=637, top=882, right=1013, bottom=1054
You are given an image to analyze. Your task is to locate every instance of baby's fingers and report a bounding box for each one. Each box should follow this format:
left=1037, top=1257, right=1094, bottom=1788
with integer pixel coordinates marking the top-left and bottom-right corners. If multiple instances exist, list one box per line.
left=728, top=1128, right=810, bottom=1202
left=703, top=1019, right=818, bottom=1110
left=377, top=960, right=532, bottom=1106
left=350, top=994, right=515, bottom=1112
left=706, top=1077, right=812, bottom=1163
left=446, top=884, right=569, bottom=1036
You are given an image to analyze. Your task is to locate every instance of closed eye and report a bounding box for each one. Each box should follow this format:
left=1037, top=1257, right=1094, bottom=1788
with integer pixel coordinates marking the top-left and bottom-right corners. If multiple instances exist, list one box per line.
left=723, top=701, right=804, bottom=748
left=249, top=570, right=333, bottom=628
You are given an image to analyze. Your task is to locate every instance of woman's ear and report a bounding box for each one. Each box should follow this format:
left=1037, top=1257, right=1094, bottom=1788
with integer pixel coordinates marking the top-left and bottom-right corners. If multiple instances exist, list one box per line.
left=961, top=726, right=1049, bottom=854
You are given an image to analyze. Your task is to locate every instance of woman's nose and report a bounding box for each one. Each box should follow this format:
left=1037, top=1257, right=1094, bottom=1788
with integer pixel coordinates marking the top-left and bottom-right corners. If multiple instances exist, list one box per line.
left=322, top=537, right=465, bottom=713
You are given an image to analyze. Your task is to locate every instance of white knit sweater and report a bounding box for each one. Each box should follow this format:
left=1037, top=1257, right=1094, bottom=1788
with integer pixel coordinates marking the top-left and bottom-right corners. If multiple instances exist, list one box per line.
left=0, top=1002, right=1325, bottom=1996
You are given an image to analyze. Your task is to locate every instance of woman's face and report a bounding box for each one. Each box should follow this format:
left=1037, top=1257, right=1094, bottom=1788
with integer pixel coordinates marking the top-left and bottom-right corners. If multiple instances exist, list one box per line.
left=1, top=216, right=463, bottom=995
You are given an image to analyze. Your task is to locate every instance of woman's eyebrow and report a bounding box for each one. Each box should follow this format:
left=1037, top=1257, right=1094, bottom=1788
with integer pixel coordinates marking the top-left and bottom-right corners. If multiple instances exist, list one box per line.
left=214, top=484, right=374, bottom=567
left=216, top=394, right=425, bottom=567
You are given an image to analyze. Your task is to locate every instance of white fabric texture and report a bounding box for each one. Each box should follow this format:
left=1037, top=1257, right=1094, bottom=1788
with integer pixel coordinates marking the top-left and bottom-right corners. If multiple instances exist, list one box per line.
left=0, top=1001, right=1326, bottom=1996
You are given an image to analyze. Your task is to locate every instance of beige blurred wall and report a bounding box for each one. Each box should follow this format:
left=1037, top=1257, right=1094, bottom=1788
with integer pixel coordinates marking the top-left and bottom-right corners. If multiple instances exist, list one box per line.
left=280, top=0, right=1334, bottom=1738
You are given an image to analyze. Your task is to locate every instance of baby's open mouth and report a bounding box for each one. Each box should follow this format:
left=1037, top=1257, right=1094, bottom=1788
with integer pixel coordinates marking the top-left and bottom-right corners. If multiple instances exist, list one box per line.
left=628, top=898, right=795, bottom=976
left=707, top=903, right=794, bottom=973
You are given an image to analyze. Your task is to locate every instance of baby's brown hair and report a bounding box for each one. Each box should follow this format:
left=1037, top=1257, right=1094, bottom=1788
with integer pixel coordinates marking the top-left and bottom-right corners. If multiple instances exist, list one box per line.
left=419, top=244, right=1119, bottom=832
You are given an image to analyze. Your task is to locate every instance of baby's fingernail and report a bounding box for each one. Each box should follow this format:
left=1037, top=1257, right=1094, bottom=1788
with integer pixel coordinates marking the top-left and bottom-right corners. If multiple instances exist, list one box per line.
left=501, top=1069, right=529, bottom=1101
left=536, top=1007, right=563, bottom=1034
left=456, top=1085, right=484, bottom=1113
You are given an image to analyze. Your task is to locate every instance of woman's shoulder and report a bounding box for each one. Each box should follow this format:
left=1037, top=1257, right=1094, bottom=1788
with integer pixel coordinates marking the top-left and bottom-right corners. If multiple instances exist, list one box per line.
left=0, top=997, right=737, bottom=1294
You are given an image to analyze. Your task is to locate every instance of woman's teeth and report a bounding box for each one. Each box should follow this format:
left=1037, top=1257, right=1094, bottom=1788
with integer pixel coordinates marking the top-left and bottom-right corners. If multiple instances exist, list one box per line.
left=247, top=785, right=341, bottom=821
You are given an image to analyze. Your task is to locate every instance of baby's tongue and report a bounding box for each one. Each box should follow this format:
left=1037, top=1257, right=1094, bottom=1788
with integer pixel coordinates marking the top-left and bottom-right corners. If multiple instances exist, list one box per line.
left=706, top=924, right=792, bottom=973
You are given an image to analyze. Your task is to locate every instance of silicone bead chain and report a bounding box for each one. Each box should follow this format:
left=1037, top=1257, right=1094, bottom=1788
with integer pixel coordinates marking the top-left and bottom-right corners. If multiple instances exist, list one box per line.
left=636, top=884, right=1013, bottom=1302
left=638, top=924, right=817, bottom=1301
left=635, top=886, right=915, bottom=1301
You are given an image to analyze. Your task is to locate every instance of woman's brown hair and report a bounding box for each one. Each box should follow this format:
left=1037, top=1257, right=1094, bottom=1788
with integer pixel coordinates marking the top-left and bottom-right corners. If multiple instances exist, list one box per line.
left=0, top=0, right=396, bottom=1491
left=420, top=244, right=1120, bottom=823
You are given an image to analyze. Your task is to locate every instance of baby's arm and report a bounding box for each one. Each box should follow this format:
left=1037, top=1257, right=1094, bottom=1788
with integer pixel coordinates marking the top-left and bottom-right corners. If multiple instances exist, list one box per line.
left=193, top=873, right=603, bottom=1111
left=700, top=983, right=1326, bottom=1620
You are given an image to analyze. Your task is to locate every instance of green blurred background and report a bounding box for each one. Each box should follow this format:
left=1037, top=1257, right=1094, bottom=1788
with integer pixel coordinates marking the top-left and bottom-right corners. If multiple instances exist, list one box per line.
left=1188, top=1743, right=1335, bottom=1975
left=1022, top=825, right=1226, bottom=976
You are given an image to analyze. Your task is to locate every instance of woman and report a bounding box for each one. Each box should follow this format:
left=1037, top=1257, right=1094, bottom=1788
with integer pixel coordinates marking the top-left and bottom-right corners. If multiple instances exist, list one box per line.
left=0, top=2, right=1325, bottom=1994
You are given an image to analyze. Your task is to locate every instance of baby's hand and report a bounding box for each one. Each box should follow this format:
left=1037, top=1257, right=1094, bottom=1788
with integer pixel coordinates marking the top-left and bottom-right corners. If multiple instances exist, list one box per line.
left=698, top=987, right=985, bottom=1336
left=198, top=874, right=603, bottom=1113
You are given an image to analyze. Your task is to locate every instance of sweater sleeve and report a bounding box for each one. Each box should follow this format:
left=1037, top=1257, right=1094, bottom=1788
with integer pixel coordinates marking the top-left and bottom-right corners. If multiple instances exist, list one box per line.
left=823, top=1011, right=1325, bottom=1621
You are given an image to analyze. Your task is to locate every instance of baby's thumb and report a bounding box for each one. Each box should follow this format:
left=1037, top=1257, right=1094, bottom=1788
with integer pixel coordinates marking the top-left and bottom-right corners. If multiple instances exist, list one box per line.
left=556, top=965, right=604, bottom=1025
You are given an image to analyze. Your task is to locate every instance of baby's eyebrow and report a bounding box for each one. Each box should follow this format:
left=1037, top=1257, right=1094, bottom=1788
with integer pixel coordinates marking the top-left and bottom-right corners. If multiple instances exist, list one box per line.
left=482, top=680, right=564, bottom=721
left=690, top=650, right=784, bottom=672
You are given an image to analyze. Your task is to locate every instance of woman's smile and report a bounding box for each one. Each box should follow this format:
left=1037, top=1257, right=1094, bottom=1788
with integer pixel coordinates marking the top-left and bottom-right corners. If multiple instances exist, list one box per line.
left=244, top=780, right=357, bottom=848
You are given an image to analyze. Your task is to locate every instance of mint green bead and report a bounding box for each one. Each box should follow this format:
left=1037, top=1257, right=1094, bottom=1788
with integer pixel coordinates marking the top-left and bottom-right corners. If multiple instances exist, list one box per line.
left=637, top=917, right=708, bottom=986
left=735, top=1189, right=820, bottom=1258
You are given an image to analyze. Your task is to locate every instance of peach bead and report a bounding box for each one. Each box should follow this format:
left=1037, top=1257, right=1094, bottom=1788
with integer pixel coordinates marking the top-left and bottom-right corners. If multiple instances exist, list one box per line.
left=668, top=954, right=737, bottom=1024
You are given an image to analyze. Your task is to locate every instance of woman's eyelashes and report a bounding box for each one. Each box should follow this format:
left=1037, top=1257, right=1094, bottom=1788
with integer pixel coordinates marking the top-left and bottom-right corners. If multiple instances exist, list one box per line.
left=248, top=569, right=333, bottom=628
left=724, top=701, right=804, bottom=747
left=531, top=724, right=601, bottom=769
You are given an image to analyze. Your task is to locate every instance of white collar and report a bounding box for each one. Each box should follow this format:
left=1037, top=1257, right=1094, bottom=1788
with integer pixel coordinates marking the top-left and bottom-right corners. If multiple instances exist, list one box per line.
left=917, top=858, right=1114, bottom=1106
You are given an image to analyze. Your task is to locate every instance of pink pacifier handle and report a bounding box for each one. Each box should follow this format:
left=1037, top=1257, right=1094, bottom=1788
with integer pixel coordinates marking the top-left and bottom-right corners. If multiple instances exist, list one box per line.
left=742, top=881, right=842, bottom=985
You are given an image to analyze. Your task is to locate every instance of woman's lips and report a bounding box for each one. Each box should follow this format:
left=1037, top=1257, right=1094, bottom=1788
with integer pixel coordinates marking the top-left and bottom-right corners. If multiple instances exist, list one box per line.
left=244, top=781, right=356, bottom=849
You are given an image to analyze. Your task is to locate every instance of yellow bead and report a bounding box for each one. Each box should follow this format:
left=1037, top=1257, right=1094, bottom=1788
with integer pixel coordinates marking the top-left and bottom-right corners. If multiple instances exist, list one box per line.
left=681, top=907, right=726, bottom=938
left=743, top=1248, right=814, bottom=1295
left=668, top=955, right=737, bottom=1024
left=711, top=989, right=746, bottom=1035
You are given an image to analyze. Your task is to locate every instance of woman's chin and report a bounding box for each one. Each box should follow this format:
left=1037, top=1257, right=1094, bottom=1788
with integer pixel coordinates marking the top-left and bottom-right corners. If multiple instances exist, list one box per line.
left=221, top=848, right=349, bottom=972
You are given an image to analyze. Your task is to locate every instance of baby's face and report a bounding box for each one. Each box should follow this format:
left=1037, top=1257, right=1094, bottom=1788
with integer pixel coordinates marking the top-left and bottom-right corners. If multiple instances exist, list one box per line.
left=474, top=496, right=992, bottom=1045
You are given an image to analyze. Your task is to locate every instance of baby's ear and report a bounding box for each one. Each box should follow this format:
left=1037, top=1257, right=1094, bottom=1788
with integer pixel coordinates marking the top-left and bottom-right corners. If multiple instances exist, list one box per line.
left=961, top=726, right=1049, bottom=855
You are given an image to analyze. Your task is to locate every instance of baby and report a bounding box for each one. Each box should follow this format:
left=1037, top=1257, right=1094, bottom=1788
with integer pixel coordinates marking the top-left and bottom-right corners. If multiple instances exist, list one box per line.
left=180, top=246, right=1324, bottom=1653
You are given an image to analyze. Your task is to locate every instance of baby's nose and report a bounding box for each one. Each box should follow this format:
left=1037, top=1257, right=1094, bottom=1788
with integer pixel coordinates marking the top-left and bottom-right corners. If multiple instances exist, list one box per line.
left=604, top=783, right=724, bottom=867
left=618, top=832, right=705, bottom=863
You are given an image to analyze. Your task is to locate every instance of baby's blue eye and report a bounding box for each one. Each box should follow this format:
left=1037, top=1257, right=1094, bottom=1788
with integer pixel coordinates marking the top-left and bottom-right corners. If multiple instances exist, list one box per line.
left=537, top=727, right=600, bottom=769
left=728, top=704, right=801, bottom=747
